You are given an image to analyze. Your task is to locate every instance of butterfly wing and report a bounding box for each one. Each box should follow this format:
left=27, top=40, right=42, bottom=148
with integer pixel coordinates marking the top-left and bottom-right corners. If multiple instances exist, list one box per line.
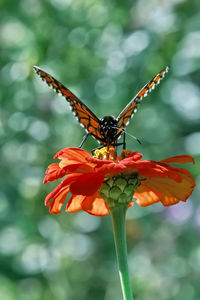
left=117, top=66, right=169, bottom=133
left=33, top=66, right=104, bottom=142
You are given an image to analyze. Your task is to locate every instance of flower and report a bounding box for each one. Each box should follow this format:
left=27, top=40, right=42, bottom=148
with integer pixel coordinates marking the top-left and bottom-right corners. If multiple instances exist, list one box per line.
left=43, top=147, right=195, bottom=216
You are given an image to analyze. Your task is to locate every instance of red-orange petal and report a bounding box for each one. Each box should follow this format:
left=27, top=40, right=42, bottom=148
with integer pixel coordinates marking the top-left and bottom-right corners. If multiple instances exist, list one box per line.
left=160, top=155, right=195, bottom=164
left=55, top=148, right=95, bottom=173
left=43, top=163, right=67, bottom=184
left=134, top=187, right=161, bottom=206
left=81, top=194, right=109, bottom=216
left=121, top=152, right=143, bottom=162
left=61, top=162, right=93, bottom=174
left=86, top=156, right=113, bottom=165
left=66, top=194, right=84, bottom=213
left=128, top=200, right=134, bottom=208
left=45, top=173, right=81, bottom=208
left=134, top=171, right=195, bottom=207
left=95, top=162, right=126, bottom=174
left=70, top=172, right=104, bottom=195
left=125, top=160, right=184, bottom=182
left=54, top=147, right=93, bottom=161
left=49, top=186, right=70, bottom=214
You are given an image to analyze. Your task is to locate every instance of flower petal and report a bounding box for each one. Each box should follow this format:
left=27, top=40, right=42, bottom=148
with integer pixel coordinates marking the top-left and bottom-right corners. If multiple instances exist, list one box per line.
left=96, top=163, right=126, bottom=174
left=125, top=160, right=183, bottom=182
left=70, top=173, right=104, bottom=195
left=54, top=148, right=94, bottom=173
left=62, top=162, right=93, bottom=174
left=81, top=194, right=109, bottom=216
left=66, top=194, right=85, bottom=213
left=86, top=156, right=113, bottom=165
left=121, top=152, right=143, bottom=162
left=45, top=173, right=81, bottom=212
left=54, top=147, right=92, bottom=161
left=134, top=171, right=195, bottom=207
left=49, top=186, right=70, bottom=214
left=43, top=163, right=67, bottom=184
left=128, top=200, right=134, bottom=208
left=134, top=184, right=162, bottom=206
left=160, top=155, right=195, bottom=164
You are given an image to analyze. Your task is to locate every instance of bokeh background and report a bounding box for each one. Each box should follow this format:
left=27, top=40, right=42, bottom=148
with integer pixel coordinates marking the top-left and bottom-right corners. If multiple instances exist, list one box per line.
left=0, top=0, right=200, bottom=299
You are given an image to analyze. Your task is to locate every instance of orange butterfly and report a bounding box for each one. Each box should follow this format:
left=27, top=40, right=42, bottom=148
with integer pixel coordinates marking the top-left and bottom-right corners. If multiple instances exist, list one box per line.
left=33, top=66, right=169, bottom=148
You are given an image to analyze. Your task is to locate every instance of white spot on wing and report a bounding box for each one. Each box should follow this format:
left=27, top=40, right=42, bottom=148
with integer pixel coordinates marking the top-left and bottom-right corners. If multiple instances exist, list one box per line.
left=156, top=79, right=161, bottom=85
left=143, top=92, right=148, bottom=97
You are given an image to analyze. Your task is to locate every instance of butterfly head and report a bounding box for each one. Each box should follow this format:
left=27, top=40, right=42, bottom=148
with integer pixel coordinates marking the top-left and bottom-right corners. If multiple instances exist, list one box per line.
left=99, top=116, right=119, bottom=145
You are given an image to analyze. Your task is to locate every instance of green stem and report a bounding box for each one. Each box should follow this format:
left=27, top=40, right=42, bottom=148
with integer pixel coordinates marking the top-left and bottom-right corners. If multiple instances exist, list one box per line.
left=110, top=205, right=134, bottom=300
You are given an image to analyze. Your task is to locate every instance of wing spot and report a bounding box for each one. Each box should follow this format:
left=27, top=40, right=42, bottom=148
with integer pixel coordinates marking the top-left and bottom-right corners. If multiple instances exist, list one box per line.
left=143, top=92, right=148, bottom=97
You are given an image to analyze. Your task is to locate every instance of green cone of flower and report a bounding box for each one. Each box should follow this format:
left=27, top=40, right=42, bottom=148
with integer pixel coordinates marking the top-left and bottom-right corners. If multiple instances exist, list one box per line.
left=100, top=174, right=140, bottom=209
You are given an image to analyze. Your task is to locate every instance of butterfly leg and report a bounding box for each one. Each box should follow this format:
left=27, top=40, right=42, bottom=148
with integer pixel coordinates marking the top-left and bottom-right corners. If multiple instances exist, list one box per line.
left=123, top=132, right=126, bottom=150
left=112, top=136, right=126, bottom=148
left=79, top=132, right=90, bottom=148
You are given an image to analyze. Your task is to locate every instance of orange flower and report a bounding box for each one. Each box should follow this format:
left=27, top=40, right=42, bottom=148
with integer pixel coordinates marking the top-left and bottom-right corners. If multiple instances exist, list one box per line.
left=44, top=147, right=195, bottom=216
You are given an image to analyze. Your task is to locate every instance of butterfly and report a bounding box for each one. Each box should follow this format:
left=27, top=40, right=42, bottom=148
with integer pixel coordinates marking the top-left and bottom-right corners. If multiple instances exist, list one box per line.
left=33, top=65, right=169, bottom=149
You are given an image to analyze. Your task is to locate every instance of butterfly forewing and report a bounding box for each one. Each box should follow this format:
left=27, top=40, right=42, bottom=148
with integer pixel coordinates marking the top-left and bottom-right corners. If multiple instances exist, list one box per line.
left=117, top=66, right=169, bottom=132
left=33, top=66, right=104, bottom=142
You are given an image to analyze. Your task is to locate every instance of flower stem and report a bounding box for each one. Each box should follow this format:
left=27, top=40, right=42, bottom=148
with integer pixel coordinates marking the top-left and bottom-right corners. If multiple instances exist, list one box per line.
left=110, top=205, right=134, bottom=300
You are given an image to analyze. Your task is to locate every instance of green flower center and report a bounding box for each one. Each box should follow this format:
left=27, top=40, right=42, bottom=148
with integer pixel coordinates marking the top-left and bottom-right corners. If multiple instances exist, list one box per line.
left=99, top=173, right=140, bottom=209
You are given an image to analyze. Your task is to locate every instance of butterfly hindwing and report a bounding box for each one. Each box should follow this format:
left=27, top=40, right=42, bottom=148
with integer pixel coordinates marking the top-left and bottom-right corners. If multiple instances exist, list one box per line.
left=117, top=66, right=169, bottom=131
left=33, top=66, right=104, bottom=142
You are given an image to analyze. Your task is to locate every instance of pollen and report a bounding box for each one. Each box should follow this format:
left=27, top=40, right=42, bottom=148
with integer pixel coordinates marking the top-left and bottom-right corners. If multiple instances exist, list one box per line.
left=93, top=147, right=133, bottom=161
left=93, top=146, right=117, bottom=161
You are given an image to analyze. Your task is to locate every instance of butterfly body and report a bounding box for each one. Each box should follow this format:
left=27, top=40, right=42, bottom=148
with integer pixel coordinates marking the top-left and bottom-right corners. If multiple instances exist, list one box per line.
left=34, top=65, right=169, bottom=148
left=98, top=116, right=119, bottom=145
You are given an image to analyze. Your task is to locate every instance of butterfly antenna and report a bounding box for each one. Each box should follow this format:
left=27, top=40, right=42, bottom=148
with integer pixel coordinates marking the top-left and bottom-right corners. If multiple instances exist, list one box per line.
left=112, top=127, right=142, bottom=144
left=123, top=130, right=142, bottom=144
left=79, top=132, right=90, bottom=148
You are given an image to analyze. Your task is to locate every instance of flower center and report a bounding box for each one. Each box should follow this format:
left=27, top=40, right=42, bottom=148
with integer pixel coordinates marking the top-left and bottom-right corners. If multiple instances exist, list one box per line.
left=99, top=173, right=140, bottom=209
left=93, top=146, right=133, bottom=161
left=93, top=146, right=117, bottom=160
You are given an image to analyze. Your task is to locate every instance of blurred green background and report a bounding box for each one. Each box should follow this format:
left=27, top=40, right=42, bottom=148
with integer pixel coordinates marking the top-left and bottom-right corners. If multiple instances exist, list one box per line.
left=0, top=0, right=200, bottom=299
